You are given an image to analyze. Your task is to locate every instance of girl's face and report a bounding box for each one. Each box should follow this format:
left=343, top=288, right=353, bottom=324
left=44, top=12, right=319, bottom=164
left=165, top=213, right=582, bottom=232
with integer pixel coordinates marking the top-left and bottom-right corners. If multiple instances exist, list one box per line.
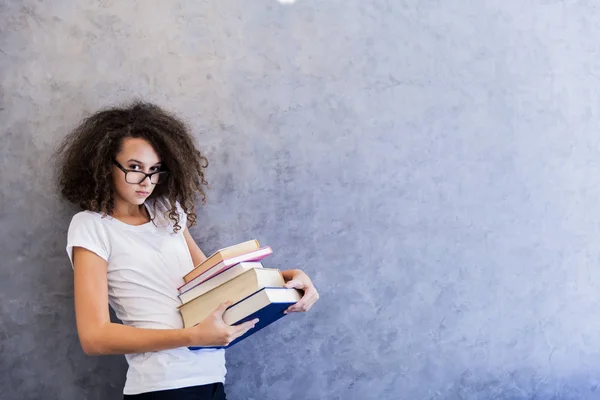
left=111, top=137, right=163, bottom=207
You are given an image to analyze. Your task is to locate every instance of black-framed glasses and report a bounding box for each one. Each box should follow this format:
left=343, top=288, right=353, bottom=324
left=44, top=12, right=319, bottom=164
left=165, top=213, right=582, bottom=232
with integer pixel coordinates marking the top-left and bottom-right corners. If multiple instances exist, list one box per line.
left=113, top=161, right=168, bottom=185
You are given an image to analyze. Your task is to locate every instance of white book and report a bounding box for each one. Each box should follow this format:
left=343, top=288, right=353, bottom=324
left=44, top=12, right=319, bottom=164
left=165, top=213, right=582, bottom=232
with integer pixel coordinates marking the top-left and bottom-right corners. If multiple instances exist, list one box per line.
left=222, top=287, right=303, bottom=325
left=178, top=262, right=264, bottom=305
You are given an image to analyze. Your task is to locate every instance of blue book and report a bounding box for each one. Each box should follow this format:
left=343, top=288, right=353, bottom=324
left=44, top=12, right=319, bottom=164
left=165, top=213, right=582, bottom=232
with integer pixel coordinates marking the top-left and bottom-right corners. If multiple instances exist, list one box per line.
left=188, top=287, right=302, bottom=350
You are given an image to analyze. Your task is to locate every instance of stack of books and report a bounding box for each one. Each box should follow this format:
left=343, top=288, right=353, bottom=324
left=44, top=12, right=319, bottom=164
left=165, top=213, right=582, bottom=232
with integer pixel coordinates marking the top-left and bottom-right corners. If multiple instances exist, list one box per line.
left=177, top=239, right=301, bottom=349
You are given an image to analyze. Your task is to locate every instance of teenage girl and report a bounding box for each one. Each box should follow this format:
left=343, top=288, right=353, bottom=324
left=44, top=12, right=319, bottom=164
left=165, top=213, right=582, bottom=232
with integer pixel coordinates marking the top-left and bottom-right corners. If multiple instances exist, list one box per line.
left=55, top=102, right=319, bottom=399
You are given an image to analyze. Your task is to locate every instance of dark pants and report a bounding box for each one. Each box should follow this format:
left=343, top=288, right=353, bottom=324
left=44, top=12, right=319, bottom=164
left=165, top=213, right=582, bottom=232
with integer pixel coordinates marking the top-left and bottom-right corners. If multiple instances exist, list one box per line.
left=123, top=382, right=226, bottom=400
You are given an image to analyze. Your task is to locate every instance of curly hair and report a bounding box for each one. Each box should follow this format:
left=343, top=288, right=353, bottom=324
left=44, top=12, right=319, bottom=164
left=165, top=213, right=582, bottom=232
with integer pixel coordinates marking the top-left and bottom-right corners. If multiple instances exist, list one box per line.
left=54, top=101, right=209, bottom=233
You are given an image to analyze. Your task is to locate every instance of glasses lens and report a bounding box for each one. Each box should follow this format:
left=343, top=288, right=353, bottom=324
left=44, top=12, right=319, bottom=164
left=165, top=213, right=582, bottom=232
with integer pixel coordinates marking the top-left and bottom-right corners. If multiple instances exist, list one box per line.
left=125, top=171, right=147, bottom=184
left=152, top=172, right=168, bottom=184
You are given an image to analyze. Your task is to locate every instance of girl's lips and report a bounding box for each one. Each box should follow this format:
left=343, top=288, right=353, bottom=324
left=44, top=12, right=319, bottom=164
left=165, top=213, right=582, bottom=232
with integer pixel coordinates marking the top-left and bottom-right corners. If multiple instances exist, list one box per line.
left=136, top=191, right=150, bottom=196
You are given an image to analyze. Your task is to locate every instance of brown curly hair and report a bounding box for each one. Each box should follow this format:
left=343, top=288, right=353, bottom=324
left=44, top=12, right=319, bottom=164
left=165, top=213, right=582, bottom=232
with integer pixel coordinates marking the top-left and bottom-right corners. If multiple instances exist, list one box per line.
left=55, top=101, right=209, bottom=233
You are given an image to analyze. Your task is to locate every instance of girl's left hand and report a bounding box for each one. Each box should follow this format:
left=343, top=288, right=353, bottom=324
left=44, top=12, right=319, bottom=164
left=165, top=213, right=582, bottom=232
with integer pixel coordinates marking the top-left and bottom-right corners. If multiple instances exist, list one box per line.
left=282, top=269, right=319, bottom=314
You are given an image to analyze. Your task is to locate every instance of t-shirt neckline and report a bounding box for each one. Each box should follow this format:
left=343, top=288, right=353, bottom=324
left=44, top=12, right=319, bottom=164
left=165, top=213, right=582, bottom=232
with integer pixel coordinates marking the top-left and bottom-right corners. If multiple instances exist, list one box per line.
left=101, top=201, right=156, bottom=231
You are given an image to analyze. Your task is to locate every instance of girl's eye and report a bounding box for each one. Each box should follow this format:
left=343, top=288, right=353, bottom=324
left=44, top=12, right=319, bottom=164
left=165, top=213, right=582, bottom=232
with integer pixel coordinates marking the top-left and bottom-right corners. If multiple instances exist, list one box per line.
left=129, top=165, right=142, bottom=171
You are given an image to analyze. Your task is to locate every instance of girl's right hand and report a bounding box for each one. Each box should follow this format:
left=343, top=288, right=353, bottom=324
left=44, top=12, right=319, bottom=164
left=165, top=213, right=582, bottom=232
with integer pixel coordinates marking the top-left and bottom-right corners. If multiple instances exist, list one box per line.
left=186, top=302, right=259, bottom=347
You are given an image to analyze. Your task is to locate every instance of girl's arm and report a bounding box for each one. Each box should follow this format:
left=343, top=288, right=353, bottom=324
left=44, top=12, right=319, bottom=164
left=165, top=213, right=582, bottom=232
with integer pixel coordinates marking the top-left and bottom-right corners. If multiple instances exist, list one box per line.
left=183, top=226, right=207, bottom=267
left=72, top=247, right=256, bottom=355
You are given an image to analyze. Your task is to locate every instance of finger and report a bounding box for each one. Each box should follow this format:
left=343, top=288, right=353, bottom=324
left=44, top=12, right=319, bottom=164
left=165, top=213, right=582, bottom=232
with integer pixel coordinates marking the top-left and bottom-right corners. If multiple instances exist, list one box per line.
left=284, top=279, right=305, bottom=289
left=287, top=290, right=319, bottom=313
left=230, top=327, right=252, bottom=342
left=301, top=293, right=317, bottom=311
left=295, top=299, right=312, bottom=312
left=304, top=287, right=319, bottom=307
left=287, top=285, right=316, bottom=310
left=233, top=319, right=259, bottom=333
left=302, top=285, right=316, bottom=298
left=213, top=301, right=233, bottom=316
left=286, top=287, right=312, bottom=313
left=306, top=288, right=319, bottom=304
left=230, top=320, right=258, bottom=340
left=285, top=299, right=306, bottom=313
left=303, top=293, right=319, bottom=311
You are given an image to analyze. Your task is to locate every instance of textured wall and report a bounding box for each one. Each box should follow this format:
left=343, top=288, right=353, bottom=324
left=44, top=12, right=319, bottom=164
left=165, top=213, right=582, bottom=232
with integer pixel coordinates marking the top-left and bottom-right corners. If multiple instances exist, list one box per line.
left=2, top=0, right=600, bottom=399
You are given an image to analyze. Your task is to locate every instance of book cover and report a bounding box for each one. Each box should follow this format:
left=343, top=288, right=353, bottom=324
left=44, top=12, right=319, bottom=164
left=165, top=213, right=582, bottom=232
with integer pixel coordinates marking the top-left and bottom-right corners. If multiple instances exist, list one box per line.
left=188, top=287, right=302, bottom=350
left=184, top=239, right=260, bottom=283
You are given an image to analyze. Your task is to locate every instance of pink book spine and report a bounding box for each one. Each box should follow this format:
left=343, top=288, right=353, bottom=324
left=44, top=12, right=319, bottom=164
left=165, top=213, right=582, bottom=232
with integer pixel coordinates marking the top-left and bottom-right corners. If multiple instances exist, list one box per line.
left=177, top=247, right=272, bottom=292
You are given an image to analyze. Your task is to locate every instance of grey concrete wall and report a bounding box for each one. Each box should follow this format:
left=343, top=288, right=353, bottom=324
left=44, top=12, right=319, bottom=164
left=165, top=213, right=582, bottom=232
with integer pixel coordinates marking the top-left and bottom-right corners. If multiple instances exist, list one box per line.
left=2, top=1, right=600, bottom=399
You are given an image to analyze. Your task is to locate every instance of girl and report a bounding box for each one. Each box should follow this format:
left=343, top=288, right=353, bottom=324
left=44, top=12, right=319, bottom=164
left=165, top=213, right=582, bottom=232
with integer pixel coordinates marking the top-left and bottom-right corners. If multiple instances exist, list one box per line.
left=55, top=101, right=319, bottom=399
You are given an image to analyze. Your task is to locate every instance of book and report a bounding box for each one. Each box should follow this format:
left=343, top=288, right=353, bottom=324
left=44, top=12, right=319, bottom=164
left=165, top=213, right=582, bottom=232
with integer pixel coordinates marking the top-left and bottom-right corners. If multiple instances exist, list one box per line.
left=178, top=246, right=273, bottom=294
left=189, top=287, right=302, bottom=350
left=178, top=262, right=264, bottom=305
left=183, top=239, right=260, bottom=283
left=179, top=268, right=285, bottom=328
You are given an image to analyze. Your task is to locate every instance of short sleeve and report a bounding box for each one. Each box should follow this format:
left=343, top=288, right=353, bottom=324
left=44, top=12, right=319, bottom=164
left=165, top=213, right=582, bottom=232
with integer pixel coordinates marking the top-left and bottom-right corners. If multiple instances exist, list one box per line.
left=66, top=212, right=110, bottom=269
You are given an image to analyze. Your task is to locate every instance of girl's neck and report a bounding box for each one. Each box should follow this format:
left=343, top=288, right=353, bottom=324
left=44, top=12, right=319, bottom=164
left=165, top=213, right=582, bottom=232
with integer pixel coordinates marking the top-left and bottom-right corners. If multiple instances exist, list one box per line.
left=110, top=198, right=150, bottom=222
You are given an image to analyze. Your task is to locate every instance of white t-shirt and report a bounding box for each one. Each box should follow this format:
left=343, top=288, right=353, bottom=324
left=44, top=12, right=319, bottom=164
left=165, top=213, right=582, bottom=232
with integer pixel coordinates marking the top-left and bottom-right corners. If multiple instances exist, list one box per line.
left=66, top=197, right=226, bottom=395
